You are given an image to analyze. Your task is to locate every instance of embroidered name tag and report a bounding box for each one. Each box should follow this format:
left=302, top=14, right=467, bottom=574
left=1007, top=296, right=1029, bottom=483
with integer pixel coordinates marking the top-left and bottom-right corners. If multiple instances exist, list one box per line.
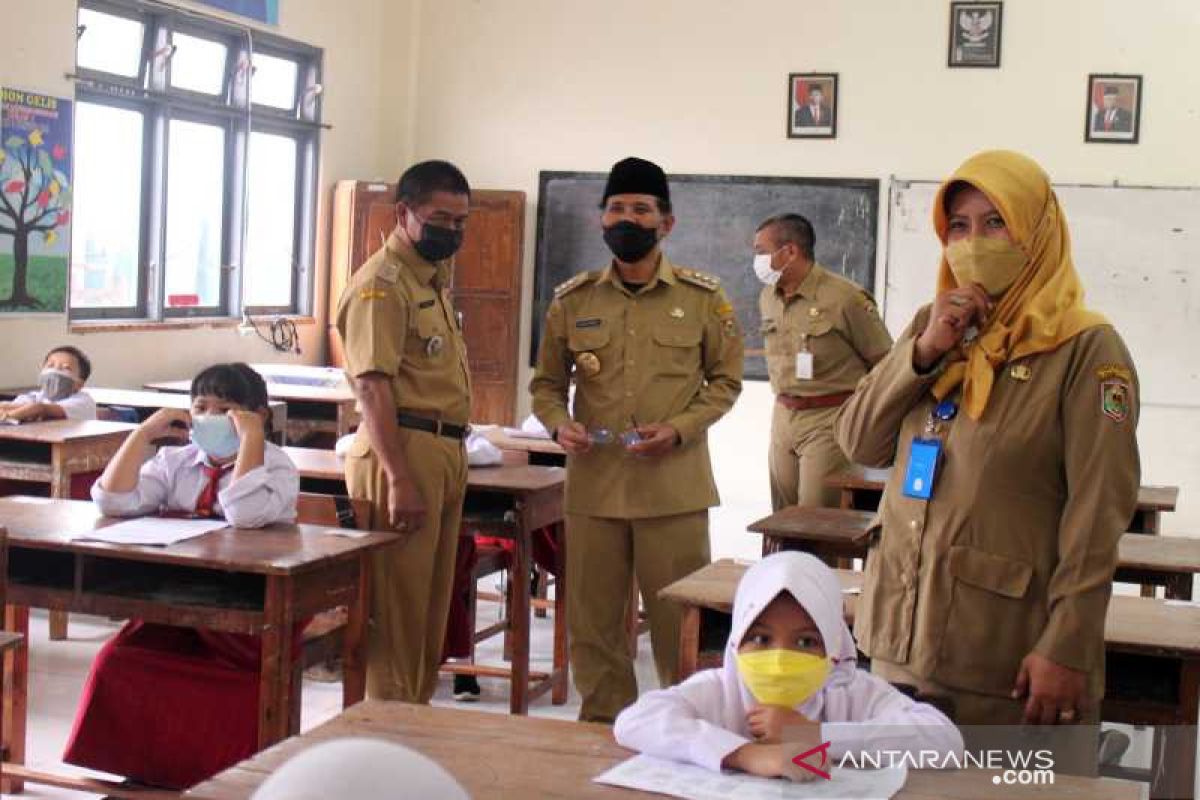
left=418, top=299, right=436, bottom=309
left=575, top=318, right=602, bottom=329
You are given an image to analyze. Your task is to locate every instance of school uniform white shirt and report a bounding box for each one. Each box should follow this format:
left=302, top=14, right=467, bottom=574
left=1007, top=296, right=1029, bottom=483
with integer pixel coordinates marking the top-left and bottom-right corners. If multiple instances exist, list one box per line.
left=91, top=441, right=299, bottom=529
left=12, top=389, right=97, bottom=421
left=614, top=552, right=964, bottom=772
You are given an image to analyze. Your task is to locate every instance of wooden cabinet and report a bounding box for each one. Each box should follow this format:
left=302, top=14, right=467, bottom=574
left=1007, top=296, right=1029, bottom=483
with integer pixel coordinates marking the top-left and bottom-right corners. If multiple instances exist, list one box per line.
left=327, top=181, right=525, bottom=425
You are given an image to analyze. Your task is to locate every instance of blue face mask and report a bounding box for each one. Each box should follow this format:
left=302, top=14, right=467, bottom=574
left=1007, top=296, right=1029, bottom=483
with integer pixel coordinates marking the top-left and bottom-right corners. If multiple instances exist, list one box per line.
left=190, top=414, right=241, bottom=460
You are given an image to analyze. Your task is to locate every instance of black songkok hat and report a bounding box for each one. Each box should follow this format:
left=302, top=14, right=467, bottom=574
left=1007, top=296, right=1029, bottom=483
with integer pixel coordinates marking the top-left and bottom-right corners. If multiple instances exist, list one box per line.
left=602, top=157, right=670, bottom=205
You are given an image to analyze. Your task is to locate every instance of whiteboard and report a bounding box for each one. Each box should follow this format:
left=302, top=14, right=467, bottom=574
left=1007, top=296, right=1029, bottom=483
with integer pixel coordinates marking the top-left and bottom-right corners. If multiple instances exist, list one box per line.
left=884, top=180, right=1200, bottom=408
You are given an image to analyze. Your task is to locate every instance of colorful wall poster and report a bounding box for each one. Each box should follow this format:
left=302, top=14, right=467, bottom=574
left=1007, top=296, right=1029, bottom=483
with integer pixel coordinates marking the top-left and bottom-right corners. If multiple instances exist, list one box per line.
left=0, top=88, right=72, bottom=312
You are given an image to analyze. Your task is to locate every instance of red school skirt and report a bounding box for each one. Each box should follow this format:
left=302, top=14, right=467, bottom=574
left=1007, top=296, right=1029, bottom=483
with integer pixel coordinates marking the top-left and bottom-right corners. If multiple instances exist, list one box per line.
left=64, top=620, right=302, bottom=789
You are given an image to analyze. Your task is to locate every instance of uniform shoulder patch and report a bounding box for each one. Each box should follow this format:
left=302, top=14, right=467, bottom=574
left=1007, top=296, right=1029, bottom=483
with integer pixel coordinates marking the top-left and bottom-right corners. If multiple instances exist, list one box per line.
left=1101, top=379, right=1131, bottom=423
left=859, top=290, right=880, bottom=315
left=554, top=271, right=595, bottom=298
left=676, top=267, right=720, bottom=292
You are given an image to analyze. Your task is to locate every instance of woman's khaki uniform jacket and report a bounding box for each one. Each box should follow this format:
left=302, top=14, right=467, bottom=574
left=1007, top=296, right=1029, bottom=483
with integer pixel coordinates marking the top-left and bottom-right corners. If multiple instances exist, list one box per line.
left=835, top=306, right=1140, bottom=702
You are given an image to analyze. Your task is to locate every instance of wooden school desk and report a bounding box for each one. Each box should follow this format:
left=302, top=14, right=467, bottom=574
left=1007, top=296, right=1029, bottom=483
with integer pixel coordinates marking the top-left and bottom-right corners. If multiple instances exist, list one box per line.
left=146, top=379, right=360, bottom=445
left=0, top=419, right=137, bottom=641
left=0, top=419, right=134, bottom=500
left=826, top=466, right=1179, bottom=535
left=0, top=496, right=399, bottom=795
left=662, top=559, right=1200, bottom=800
left=749, top=506, right=1200, bottom=600
left=282, top=445, right=569, bottom=714
left=186, top=700, right=1143, bottom=800
left=87, top=387, right=289, bottom=445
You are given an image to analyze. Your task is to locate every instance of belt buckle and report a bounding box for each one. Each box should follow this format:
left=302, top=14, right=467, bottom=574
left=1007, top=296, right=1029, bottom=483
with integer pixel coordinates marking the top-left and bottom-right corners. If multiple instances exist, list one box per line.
left=432, top=419, right=443, bottom=436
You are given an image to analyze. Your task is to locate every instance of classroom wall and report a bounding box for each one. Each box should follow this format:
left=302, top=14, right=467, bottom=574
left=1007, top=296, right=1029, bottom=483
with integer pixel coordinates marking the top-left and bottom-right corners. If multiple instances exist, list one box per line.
left=396, top=0, right=1200, bottom=539
left=0, top=0, right=402, bottom=388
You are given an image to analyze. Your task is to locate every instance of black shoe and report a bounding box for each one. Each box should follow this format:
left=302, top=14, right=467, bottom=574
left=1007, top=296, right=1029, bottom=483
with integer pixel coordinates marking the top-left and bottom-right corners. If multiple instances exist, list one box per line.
left=453, top=673, right=481, bottom=702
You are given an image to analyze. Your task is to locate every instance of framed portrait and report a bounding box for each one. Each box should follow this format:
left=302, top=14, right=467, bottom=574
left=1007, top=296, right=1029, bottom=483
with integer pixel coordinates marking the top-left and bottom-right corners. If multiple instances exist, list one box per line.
left=948, top=2, right=1003, bottom=68
left=787, top=73, right=838, bottom=139
left=1086, top=74, right=1143, bottom=144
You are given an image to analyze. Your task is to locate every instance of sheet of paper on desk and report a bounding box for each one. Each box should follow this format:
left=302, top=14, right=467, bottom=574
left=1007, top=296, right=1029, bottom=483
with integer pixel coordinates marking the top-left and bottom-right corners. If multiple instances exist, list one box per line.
left=594, top=755, right=906, bottom=800
left=323, top=527, right=371, bottom=539
left=74, top=517, right=229, bottom=546
left=502, top=426, right=551, bottom=440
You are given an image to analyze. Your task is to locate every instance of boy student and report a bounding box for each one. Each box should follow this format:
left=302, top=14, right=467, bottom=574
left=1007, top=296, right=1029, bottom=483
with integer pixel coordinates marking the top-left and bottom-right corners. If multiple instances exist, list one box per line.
left=0, top=345, right=96, bottom=422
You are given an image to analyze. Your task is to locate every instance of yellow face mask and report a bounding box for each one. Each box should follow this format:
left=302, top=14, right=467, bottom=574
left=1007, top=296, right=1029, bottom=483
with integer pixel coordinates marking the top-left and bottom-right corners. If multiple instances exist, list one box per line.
left=736, top=649, right=831, bottom=707
left=945, top=237, right=1027, bottom=297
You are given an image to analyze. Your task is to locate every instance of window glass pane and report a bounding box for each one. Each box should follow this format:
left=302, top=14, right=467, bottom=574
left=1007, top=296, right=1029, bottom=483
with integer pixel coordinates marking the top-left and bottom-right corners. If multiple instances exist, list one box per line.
left=71, top=102, right=143, bottom=310
left=252, top=53, right=298, bottom=110
left=165, top=119, right=225, bottom=309
left=244, top=132, right=296, bottom=307
left=77, top=8, right=144, bottom=77
left=170, top=33, right=228, bottom=95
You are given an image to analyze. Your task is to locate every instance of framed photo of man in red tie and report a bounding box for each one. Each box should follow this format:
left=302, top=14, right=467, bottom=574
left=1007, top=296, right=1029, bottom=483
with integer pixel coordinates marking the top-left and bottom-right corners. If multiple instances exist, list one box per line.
left=787, top=73, right=838, bottom=140
left=1085, top=74, right=1142, bottom=144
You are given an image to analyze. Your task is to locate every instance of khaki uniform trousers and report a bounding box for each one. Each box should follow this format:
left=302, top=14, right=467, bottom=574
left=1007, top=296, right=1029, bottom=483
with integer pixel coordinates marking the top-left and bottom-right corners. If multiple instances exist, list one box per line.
left=345, top=427, right=467, bottom=703
left=566, top=510, right=711, bottom=723
left=872, top=658, right=1100, bottom=777
left=768, top=403, right=848, bottom=511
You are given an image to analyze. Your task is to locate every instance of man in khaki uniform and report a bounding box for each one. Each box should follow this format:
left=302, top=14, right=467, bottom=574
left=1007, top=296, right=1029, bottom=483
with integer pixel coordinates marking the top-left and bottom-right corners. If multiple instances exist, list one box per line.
left=835, top=155, right=1141, bottom=774
left=335, top=160, right=472, bottom=703
left=753, top=213, right=893, bottom=511
left=531, top=157, right=744, bottom=723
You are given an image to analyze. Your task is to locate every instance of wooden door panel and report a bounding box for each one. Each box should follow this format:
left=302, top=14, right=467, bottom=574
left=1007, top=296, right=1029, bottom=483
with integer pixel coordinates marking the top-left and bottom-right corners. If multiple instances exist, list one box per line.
left=469, top=383, right=512, bottom=427
left=455, top=194, right=523, bottom=293
left=455, top=294, right=511, bottom=381
left=361, top=201, right=395, bottom=264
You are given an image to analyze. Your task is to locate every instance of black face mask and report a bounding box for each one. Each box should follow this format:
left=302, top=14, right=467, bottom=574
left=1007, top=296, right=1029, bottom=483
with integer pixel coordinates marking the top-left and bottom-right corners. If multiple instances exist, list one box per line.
left=411, top=218, right=463, bottom=262
left=603, top=220, right=659, bottom=263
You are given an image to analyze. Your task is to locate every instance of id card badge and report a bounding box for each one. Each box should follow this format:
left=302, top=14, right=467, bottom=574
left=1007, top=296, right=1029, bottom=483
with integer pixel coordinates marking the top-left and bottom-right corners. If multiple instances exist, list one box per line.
left=795, top=352, right=814, bottom=380
left=902, top=438, right=942, bottom=500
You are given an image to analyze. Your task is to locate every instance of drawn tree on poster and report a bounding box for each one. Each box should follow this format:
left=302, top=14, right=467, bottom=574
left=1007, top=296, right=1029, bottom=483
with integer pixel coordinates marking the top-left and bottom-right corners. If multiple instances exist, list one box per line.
left=0, top=127, right=71, bottom=309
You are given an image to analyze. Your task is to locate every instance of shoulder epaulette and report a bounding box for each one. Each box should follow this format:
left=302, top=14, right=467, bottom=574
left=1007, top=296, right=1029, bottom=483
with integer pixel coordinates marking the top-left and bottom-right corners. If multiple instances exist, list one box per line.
left=554, top=271, right=595, bottom=298
left=676, top=267, right=721, bottom=292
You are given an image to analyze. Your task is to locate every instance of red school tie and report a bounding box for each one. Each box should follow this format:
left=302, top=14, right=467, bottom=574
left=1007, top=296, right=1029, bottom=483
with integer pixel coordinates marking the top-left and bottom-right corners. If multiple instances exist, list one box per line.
left=194, top=463, right=233, bottom=517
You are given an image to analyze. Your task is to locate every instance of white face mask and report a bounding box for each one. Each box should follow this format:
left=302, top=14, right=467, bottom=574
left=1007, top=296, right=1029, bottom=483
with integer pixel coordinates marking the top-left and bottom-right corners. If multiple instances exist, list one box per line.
left=753, top=252, right=782, bottom=286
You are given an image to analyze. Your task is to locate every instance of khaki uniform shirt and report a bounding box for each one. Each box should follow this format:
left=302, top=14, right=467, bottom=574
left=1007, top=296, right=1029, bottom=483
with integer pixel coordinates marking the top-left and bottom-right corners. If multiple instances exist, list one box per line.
left=335, top=232, right=471, bottom=424
left=530, top=255, right=744, bottom=518
left=834, top=307, right=1140, bottom=700
left=760, top=264, right=893, bottom=397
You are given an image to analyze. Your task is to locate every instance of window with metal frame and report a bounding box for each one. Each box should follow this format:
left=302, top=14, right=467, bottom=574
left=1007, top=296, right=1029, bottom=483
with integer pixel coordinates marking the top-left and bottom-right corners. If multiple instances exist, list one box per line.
left=70, top=0, right=322, bottom=321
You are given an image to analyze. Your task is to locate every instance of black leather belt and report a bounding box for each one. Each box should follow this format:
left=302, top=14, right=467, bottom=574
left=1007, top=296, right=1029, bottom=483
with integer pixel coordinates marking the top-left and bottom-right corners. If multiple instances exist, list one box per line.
left=397, top=412, right=469, bottom=440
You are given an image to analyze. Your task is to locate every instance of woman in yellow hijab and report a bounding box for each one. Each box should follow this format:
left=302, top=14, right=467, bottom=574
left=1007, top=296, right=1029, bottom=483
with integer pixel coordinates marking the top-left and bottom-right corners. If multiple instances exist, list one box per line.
left=835, top=150, right=1140, bottom=773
